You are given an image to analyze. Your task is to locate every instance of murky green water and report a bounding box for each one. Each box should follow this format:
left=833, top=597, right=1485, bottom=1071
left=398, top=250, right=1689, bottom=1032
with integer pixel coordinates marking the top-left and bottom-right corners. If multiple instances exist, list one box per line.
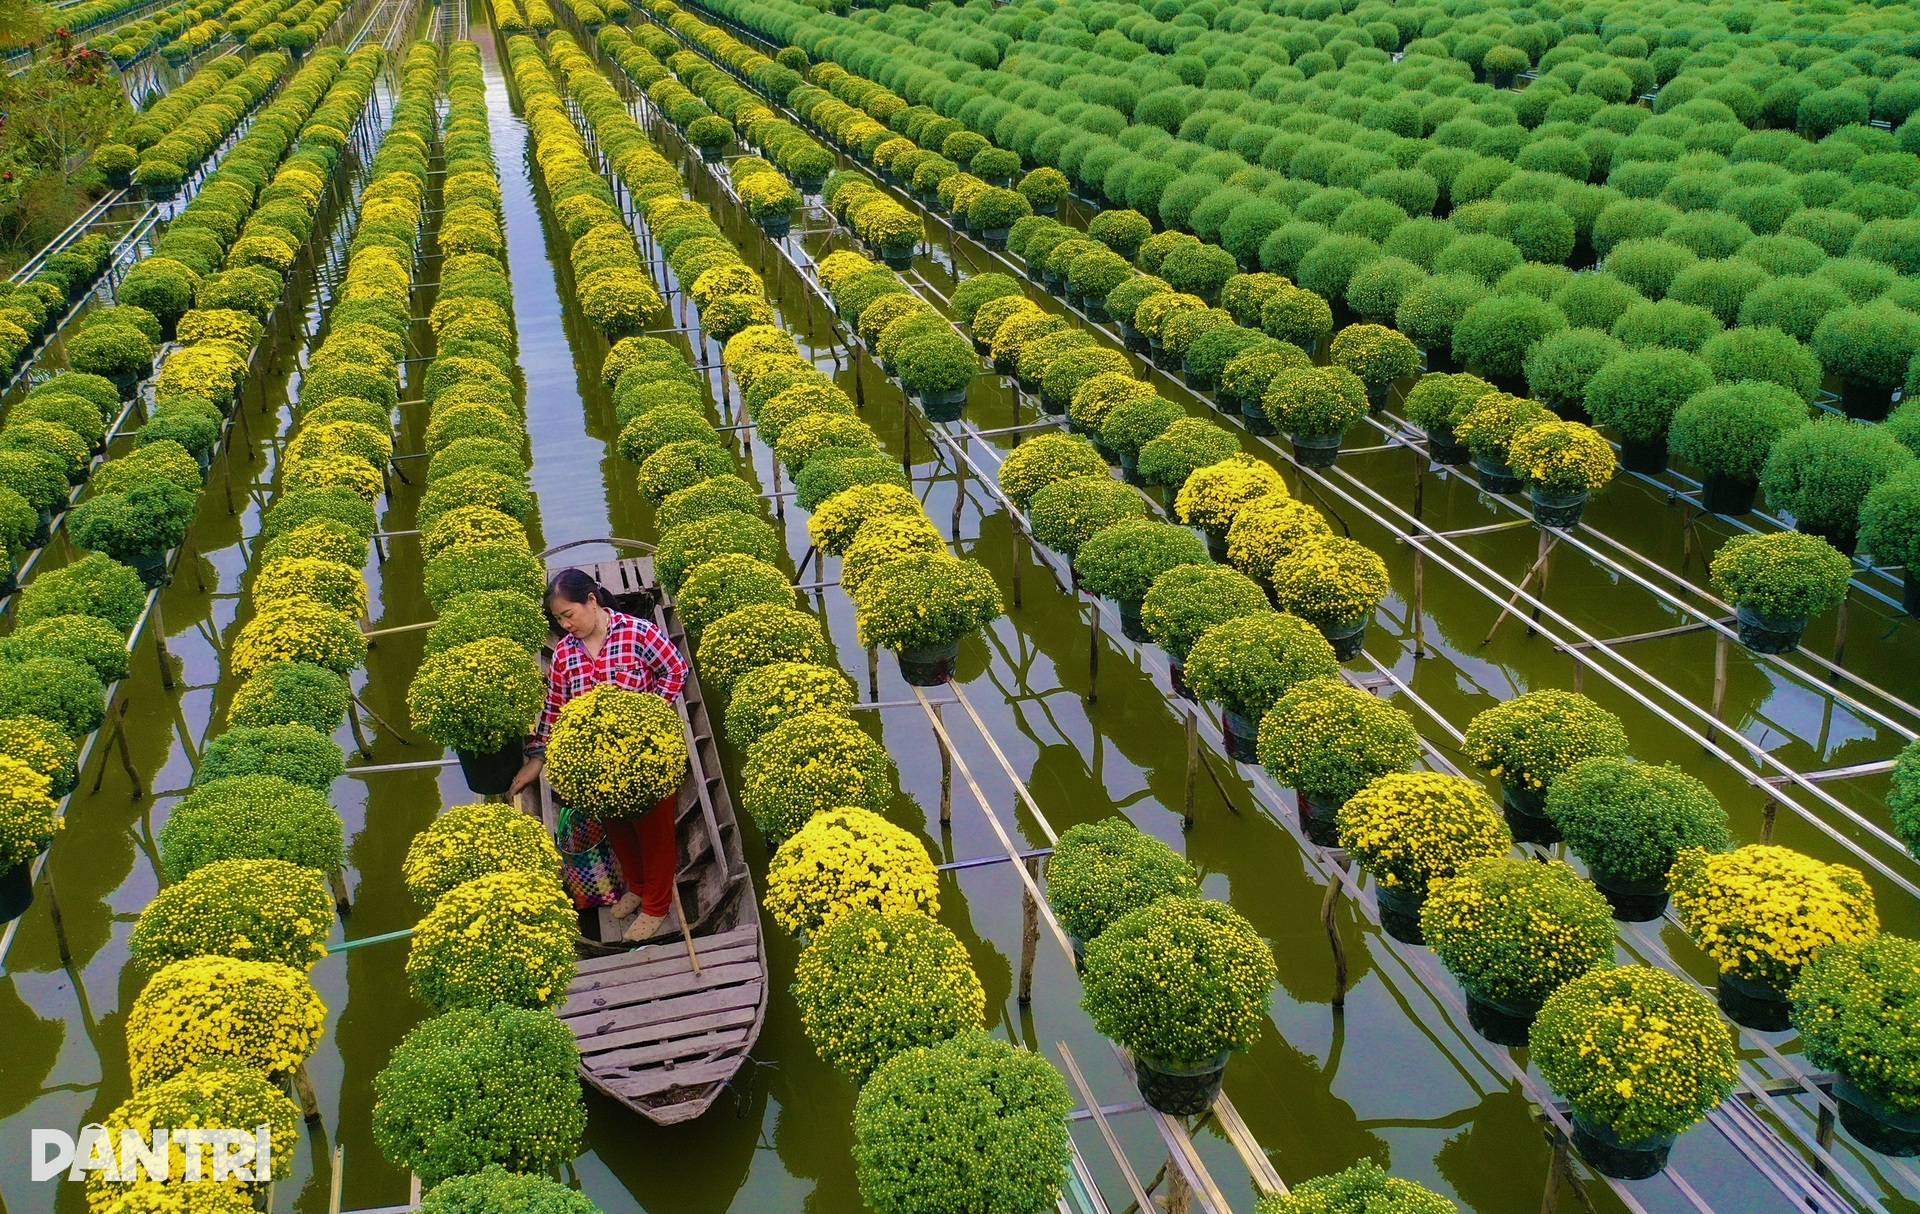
left=5, top=7, right=1920, bottom=1214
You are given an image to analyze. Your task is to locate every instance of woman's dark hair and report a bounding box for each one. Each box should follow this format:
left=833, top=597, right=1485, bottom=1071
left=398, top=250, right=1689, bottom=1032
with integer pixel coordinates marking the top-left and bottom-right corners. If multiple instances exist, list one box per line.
left=544, top=568, right=615, bottom=617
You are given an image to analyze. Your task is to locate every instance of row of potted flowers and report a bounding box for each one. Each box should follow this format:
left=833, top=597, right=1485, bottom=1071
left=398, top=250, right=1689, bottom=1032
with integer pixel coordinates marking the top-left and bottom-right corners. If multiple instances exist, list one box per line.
left=810, top=224, right=1910, bottom=1177
left=661, top=0, right=1920, bottom=630
left=0, top=45, right=391, bottom=929
left=627, top=0, right=1920, bottom=1185
left=400, top=36, right=570, bottom=802
left=0, top=46, right=360, bottom=596
left=0, top=234, right=115, bottom=384
left=375, top=41, right=595, bottom=1196
left=632, top=67, right=1290, bottom=1183
left=531, top=45, right=1084, bottom=1209
left=23, top=40, right=448, bottom=1214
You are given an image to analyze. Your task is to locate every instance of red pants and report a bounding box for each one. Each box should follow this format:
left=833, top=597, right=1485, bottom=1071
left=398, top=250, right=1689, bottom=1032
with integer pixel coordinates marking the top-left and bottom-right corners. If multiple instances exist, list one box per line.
left=605, top=796, right=677, bottom=919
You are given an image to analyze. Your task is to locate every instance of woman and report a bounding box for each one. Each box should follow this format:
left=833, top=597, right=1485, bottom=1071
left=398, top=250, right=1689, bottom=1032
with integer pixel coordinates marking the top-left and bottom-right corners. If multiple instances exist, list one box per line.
left=512, top=569, right=689, bottom=943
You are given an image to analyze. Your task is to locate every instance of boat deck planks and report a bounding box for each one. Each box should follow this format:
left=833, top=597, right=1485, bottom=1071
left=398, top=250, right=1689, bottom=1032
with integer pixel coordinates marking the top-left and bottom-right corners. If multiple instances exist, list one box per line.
left=537, top=550, right=767, bottom=1127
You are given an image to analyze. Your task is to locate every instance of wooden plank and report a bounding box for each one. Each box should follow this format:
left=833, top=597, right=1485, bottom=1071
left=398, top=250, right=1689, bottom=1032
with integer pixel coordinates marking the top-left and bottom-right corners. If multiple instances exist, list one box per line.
left=584, top=1025, right=752, bottom=1070
left=573, top=924, right=755, bottom=976
left=567, top=944, right=761, bottom=997
left=605, top=1057, right=743, bottom=1099
left=568, top=980, right=766, bottom=1043
left=576, top=1003, right=761, bottom=1058
left=560, top=961, right=763, bottom=1017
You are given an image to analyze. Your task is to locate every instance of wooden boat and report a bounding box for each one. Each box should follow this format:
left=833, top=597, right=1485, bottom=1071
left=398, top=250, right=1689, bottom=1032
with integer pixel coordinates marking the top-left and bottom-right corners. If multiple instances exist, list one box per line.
left=523, top=544, right=766, bottom=1127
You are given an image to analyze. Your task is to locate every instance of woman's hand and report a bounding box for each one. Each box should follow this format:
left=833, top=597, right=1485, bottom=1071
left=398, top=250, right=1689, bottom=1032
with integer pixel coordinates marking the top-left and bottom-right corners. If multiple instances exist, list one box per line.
left=509, top=755, right=545, bottom=799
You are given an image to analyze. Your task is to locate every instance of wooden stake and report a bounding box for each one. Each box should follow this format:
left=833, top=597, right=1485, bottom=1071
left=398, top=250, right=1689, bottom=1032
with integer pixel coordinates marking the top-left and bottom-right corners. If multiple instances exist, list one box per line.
left=347, top=699, right=376, bottom=759
left=293, top=1063, right=322, bottom=1123
left=933, top=702, right=952, bottom=826
left=1528, top=526, right=1551, bottom=636
left=153, top=600, right=175, bottom=690
left=1017, top=854, right=1041, bottom=1003
left=1540, top=1137, right=1568, bottom=1214
left=1411, top=548, right=1427, bottom=658
left=1832, top=597, right=1848, bottom=666
left=1011, top=528, right=1024, bottom=609
left=1182, top=711, right=1199, bottom=830
left=1815, top=1101, right=1836, bottom=1180
left=1760, top=795, right=1778, bottom=844
left=329, top=867, right=351, bottom=915
left=44, top=865, right=73, bottom=968
left=951, top=449, right=965, bottom=539
left=327, top=1146, right=343, bottom=1214
left=1708, top=631, right=1730, bottom=747
left=1088, top=603, right=1100, bottom=702
left=1322, top=871, right=1348, bottom=1011
left=867, top=644, right=880, bottom=701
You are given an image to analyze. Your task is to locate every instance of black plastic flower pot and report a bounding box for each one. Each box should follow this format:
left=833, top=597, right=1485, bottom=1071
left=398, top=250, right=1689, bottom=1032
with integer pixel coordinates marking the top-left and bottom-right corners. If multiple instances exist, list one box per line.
left=1796, top=519, right=1858, bottom=557
left=981, top=227, right=1009, bottom=249
left=1289, top=432, right=1341, bottom=468
left=880, top=247, right=915, bottom=271
left=1119, top=453, right=1146, bottom=487
left=1734, top=604, right=1805, bottom=655
left=1700, top=475, right=1757, bottom=516
left=1366, top=380, right=1392, bottom=413
left=1032, top=201, right=1058, bottom=216
left=1321, top=617, right=1367, bottom=661
left=1835, top=1077, right=1920, bottom=1157
left=756, top=214, right=792, bottom=238
left=1548, top=399, right=1591, bottom=426
left=1299, top=793, right=1341, bottom=848
left=896, top=639, right=960, bottom=686
left=31, top=509, right=51, bottom=550
left=919, top=385, right=969, bottom=422
left=1464, top=989, right=1541, bottom=1048
left=1169, top=661, right=1195, bottom=701
left=1204, top=531, right=1229, bottom=563
left=1839, top=381, right=1894, bottom=423
left=1038, top=393, right=1068, bottom=417
left=1221, top=708, right=1259, bottom=762
left=1085, top=299, right=1109, bottom=323
left=1119, top=321, right=1148, bottom=353
left=1133, top=1052, right=1228, bottom=1117
left=1377, top=883, right=1425, bottom=945
left=1473, top=453, right=1522, bottom=495
left=1117, top=598, right=1151, bottom=644
left=795, top=174, right=826, bottom=195
left=1620, top=436, right=1668, bottom=476
left=0, top=860, right=33, bottom=924
left=1183, top=365, right=1216, bottom=393
left=1905, top=571, right=1920, bottom=617
left=109, top=371, right=141, bottom=401
left=0, top=554, right=14, bottom=596
left=456, top=738, right=525, bottom=797
left=128, top=548, right=170, bottom=588
left=1589, top=867, right=1670, bottom=923
left=1571, top=1116, right=1675, bottom=1181
left=1242, top=398, right=1276, bottom=436
left=1530, top=488, right=1588, bottom=529
left=699, top=146, right=724, bottom=162
left=1502, top=782, right=1561, bottom=844
left=1214, top=389, right=1240, bottom=417
left=1717, top=970, right=1792, bottom=1032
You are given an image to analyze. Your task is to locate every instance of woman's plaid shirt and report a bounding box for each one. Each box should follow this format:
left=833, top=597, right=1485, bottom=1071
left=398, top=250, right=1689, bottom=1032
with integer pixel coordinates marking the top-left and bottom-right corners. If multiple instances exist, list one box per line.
left=530, top=610, right=687, bottom=751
